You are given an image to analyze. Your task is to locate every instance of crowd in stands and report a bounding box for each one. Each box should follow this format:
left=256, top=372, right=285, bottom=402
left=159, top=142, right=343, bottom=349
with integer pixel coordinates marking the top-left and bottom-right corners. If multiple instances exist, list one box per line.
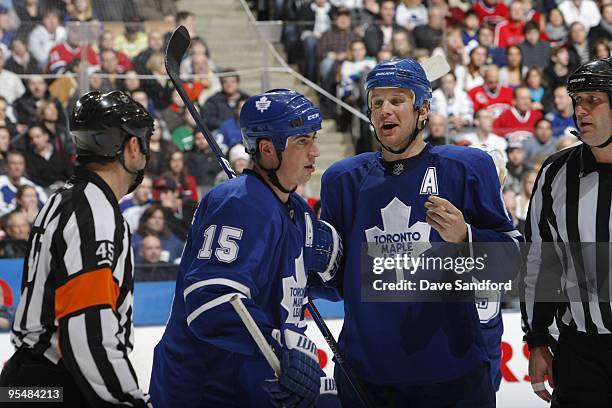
left=274, top=0, right=612, bottom=233
left=0, top=0, right=611, bottom=264
left=0, top=1, right=262, bottom=267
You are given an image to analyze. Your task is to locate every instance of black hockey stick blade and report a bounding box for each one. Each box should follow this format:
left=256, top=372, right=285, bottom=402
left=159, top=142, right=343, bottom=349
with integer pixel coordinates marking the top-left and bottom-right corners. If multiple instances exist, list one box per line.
left=165, top=25, right=236, bottom=179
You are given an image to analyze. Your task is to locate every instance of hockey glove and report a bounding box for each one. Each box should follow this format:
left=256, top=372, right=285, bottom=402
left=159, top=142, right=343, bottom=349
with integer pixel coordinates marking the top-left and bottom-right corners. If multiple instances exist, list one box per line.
left=262, top=332, right=324, bottom=408
left=309, top=220, right=342, bottom=285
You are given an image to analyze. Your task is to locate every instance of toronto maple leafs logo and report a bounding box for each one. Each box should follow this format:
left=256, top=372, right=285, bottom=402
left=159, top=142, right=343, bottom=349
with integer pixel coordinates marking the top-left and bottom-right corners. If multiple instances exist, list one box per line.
left=280, top=250, right=307, bottom=324
left=365, top=197, right=432, bottom=279
left=255, top=96, right=271, bottom=113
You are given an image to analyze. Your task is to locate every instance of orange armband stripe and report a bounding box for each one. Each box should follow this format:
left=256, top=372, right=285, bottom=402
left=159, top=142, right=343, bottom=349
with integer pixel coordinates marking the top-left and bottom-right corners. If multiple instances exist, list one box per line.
left=55, top=267, right=119, bottom=320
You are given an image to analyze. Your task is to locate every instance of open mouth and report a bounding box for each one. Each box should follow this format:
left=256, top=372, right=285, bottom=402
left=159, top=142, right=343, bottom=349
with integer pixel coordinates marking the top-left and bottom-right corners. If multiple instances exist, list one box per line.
left=305, top=164, right=315, bottom=171
left=382, top=122, right=398, bottom=130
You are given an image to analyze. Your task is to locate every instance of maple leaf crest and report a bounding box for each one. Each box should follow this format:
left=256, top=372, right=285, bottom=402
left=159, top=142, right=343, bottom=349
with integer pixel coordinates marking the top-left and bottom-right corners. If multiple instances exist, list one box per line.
left=255, top=96, right=271, bottom=113
left=281, top=250, right=307, bottom=324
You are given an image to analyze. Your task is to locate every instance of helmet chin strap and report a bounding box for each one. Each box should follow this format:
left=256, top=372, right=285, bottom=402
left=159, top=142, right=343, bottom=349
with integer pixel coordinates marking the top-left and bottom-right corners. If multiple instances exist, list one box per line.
left=368, top=109, right=427, bottom=156
left=255, top=151, right=296, bottom=195
left=119, top=152, right=147, bottom=194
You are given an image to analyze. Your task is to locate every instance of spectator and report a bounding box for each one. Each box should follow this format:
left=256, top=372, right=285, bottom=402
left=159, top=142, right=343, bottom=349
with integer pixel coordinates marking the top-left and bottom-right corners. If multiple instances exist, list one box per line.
left=138, top=234, right=167, bottom=265
left=554, top=134, right=578, bottom=151
left=133, top=0, right=177, bottom=21
left=0, top=126, right=8, bottom=174
left=65, top=0, right=95, bottom=22
left=515, top=169, right=537, bottom=227
left=543, top=46, right=571, bottom=91
left=165, top=150, right=198, bottom=203
left=588, top=5, right=612, bottom=50
left=455, top=44, right=486, bottom=92
left=120, top=174, right=153, bottom=231
left=114, top=21, right=147, bottom=59
left=523, top=118, right=557, bottom=165
left=141, top=51, right=174, bottom=111
left=521, top=0, right=544, bottom=31
left=473, top=0, right=509, bottom=27
left=152, top=175, right=195, bottom=240
left=0, top=97, right=15, bottom=137
left=567, top=22, right=590, bottom=72
left=457, top=108, right=508, bottom=153
left=544, top=85, right=576, bottom=137
left=122, top=70, right=141, bottom=93
left=13, top=184, right=40, bottom=225
left=132, top=204, right=184, bottom=264
left=174, top=10, right=197, bottom=38
left=201, top=71, right=249, bottom=131
left=558, top=0, right=601, bottom=31
left=97, top=30, right=133, bottom=72
left=430, top=72, right=473, bottom=133
left=14, top=0, right=44, bottom=36
left=524, top=67, right=545, bottom=110
left=185, top=130, right=222, bottom=197
left=544, top=8, right=568, bottom=47
left=38, top=99, right=72, bottom=156
left=519, top=21, right=551, bottom=69
left=338, top=39, right=376, bottom=100
left=24, top=124, right=73, bottom=190
left=0, top=6, right=14, bottom=49
left=188, top=53, right=221, bottom=106
left=171, top=108, right=198, bottom=152
left=156, top=90, right=186, bottom=132
left=214, top=143, right=251, bottom=186
left=412, top=6, right=445, bottom=52
left=474, top=25, right=506, bottom=67
left=495, top=1, right=526, bottom=48
left=499, top=45, right=527, bottom=88
left=468, top=64, right=513, bottom=119
left=179, top=36, right=216, bottom=76
left=1, top=210, right=29, bottom=258
left=146, top=117, right=177, bottom=178
left=133, top=29, right=164, bottom=74
left=97, top=49, right=122, bottom=92
left=390, top=29, right=412, bottom=58
left=493, top=86, right=543, bottom=138
left=504, top=139, right=531, bottom=193
left=47, top=25, right=99, bottom=74
left=0, top=47, right=24, bottom=104
left=436, top=25, right=467, bottom=70
left=5, top=36, right=39, bottom=75
left=216, top=95, right=248, bottom=149
left=424, top=113, right=448, bottom=145
left=15, top=76, right=66, bottom=131
left=316, top=6, right=361, bottom=92
left=462, top=10, right=480, bottom=46
left=395, top=0, right=427, bottom=32
left=28, top=8, right=66, bottom=70
left=0, top=150, right=46, bottom=217
left=130, top=88, right=153, bottom=116
left=293, top=0, right=332, bottom=80
left=590, top=38, right=611, bottom=59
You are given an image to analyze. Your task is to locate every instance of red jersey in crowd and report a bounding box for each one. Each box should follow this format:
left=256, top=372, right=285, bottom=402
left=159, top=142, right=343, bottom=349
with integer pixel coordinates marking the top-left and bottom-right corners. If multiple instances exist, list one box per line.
left=468, top=85, right=513, bottom=119
left=47, top=43, right=99, bottom=74
left=495, top=20, right=525, bottom=47
left=473, top=0, right=509, bottom=27
left=493, top=107, right=542, bottom=139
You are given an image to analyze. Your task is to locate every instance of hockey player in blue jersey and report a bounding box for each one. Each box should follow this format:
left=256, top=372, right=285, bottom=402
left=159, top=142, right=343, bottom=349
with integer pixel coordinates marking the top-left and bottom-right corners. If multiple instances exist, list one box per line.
left=149, top=89, right=342, bottom=408
left=318, top=59, right=522, bottom=407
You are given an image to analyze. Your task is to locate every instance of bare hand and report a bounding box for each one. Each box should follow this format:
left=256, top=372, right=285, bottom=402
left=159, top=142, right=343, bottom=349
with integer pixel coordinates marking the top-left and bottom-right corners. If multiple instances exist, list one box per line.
left=424, top=195, right=468, bottom=242
left=528, top=346, right=555, bottom=402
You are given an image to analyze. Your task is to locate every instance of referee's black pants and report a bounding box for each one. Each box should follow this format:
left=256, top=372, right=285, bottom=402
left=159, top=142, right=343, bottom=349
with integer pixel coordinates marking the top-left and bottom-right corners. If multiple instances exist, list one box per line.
left=551, top=328, right=612, bottom=408
left=0, top=348, right=90, bottom=407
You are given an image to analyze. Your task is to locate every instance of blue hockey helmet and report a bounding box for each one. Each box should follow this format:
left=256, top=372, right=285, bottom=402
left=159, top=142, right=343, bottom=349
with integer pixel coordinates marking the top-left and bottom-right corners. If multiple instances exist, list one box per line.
left=365, top=58, right=432, bottom=111
left=240, top=89, right=322, bottom=155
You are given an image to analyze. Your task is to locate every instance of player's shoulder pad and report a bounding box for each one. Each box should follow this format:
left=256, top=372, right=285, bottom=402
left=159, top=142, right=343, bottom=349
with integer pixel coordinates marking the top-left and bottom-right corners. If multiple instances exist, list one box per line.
left=431, top=144, right=495, bottom=171
left=322, top=151, right=379, bottom=184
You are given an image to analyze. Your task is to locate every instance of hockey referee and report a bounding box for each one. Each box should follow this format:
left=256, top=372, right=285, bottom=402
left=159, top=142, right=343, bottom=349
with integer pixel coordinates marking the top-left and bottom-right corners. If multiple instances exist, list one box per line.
left=0, top=91, right=153, bottom=407
left=521, top=57, right=612, bottom=408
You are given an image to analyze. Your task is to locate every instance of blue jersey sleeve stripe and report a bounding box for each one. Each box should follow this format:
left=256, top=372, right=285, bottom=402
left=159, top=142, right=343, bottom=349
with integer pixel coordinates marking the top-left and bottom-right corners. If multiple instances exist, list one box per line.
left=184, top=278, right=252, bottom=300
left=186, top=293, right=247, bottom=326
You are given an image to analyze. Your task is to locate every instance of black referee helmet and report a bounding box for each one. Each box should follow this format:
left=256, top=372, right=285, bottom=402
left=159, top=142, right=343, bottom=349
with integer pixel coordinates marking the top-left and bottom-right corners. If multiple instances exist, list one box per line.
left=567, top=57, right=612, bottom=105
left=70, top=90, right=154, bottom=161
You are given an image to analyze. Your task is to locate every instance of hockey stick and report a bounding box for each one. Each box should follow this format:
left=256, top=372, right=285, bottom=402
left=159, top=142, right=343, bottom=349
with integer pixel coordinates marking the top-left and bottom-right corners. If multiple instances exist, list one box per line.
left=230, top=294, right=282, bottom=375
left=166, top=25, right=371, bottom=408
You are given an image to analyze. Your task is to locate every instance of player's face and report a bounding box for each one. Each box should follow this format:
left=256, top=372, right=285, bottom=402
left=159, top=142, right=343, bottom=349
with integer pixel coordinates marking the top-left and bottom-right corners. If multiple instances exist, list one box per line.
left=572, top=91, right=612, bottom=146
left=276, top=132, right=319, bottom=188
left=370, top=88, right=424, bottom=151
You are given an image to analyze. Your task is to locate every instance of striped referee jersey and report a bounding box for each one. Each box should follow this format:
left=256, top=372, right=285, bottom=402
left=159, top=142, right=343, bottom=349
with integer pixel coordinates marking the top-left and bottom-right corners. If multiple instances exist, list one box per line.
left=11, top=166, right=150, bottom=406
left=521, top=142, right=612, bottom=348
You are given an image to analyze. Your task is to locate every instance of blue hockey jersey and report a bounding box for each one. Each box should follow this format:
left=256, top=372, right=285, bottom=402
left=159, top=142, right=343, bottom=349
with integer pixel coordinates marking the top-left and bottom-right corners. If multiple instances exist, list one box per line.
left=150, top=171, right=324, bottom=407
left=320, top=143, right=521, bottom=386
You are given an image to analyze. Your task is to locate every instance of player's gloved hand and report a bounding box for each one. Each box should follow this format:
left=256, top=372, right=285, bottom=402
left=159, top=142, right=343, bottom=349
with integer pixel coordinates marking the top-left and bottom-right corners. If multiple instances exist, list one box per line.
left=262, top=331, right=324, bottom=408
left=309, top=220, right=342, bottom=285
